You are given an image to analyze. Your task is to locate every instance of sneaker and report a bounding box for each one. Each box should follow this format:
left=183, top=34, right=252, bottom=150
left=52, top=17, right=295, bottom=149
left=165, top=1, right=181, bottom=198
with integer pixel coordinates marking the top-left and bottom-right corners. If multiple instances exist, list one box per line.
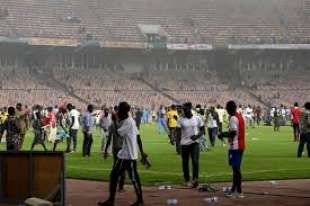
left=225, top=191, right=234, bottom=198
left=224, top=190, right=237, bottom=198
left=236, top=193, right=245, bottom=198
left=183, top=182, right=192, bottom=187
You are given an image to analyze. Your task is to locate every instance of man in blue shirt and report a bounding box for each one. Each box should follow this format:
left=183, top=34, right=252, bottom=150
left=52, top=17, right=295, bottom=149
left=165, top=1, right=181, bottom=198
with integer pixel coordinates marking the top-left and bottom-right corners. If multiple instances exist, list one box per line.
left=82, top=104, right=94, bottom=157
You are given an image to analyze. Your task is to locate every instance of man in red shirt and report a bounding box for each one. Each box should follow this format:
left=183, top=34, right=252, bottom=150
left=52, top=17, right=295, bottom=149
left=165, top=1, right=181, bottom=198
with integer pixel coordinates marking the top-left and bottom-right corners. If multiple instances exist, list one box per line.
left=291, top=102, right=301, bottom=142
left=44, top=107, right=57, bottom=143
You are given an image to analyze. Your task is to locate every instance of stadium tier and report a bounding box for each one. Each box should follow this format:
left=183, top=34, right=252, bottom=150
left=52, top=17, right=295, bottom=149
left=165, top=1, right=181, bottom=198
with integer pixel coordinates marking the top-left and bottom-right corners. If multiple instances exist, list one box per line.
left=0, top=65, right=309, bottom=108
left=0, top=0, right=309, bottom=108
left=0, top=0, right=310, bottom=46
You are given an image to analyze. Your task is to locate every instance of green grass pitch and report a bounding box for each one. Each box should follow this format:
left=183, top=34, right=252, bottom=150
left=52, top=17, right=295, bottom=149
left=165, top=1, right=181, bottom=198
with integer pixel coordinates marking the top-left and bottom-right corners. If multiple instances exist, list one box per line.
left=1, top=124, right=309, bottom=185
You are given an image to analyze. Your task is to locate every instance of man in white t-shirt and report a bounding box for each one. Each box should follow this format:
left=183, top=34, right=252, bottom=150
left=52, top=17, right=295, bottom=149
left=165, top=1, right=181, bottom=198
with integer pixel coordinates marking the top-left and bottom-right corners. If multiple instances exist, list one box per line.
left=98, top=102, right=143, bottom=206
left=177, top=102, right=205, bottom=188
left=216, top=105, right=225, bottom=134
left=100, top=108, right=112, bottom=152
left=66, top=103, right=80, bottom=153
left=206, top=106, right=219, bottom=147
left=245, top=105, right=254, bottom=127
left=216, top=105, right=228, bottom=146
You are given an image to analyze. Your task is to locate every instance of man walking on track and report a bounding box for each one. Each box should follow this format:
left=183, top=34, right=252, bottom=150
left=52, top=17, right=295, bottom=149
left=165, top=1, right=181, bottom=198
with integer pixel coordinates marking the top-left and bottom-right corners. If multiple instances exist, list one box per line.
left=104, top=111, right=126, bottom=192
left=98, top=102, right=143, bottom=206
left=219, top=100, right=246, bottom=198
left=177, top=102, right=205, bottom=188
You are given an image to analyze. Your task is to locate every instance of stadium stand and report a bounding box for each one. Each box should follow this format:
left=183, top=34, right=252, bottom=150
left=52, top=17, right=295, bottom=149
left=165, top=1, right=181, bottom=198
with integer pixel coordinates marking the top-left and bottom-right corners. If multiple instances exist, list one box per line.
left=0, top=0, right=309, bottom=109
left=0, top=0, right=309, bottom=44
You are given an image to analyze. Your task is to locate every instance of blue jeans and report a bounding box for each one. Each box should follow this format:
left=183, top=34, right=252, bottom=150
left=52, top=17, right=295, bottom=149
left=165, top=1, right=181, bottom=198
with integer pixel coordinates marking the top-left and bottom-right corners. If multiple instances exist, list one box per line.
left=157, top=118, right=168, bottom=134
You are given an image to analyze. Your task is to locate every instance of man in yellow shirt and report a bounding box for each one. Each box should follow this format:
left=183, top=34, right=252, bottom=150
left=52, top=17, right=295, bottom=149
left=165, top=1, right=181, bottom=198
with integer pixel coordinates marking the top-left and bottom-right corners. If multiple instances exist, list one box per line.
left=0, top=110, right=8, bottom=125
left=167, top=105, right=180, bottom=154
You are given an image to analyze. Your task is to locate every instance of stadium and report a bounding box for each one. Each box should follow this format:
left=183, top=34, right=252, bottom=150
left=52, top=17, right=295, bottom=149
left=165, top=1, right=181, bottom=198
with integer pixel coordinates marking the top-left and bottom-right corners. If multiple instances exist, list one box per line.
left=0, top=0, right=309, bottom=205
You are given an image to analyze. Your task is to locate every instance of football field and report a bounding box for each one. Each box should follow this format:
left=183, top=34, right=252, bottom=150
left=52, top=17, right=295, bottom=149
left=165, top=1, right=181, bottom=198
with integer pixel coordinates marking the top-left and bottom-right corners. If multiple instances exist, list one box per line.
left=1, top=124, right=309, bottom=185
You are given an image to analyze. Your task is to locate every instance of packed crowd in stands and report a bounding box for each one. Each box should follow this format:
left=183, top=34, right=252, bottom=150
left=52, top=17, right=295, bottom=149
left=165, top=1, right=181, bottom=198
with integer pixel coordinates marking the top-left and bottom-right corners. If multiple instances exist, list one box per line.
left=0, top=66, right=309, bottom=110
left=251, top=78, right=310, bottom=107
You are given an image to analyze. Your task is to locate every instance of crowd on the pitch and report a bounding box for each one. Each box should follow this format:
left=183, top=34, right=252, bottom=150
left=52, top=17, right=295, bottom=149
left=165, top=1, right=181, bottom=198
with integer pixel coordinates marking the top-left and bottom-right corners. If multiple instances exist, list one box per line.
left=0, top=100, right=309, bottom=206
left=0, top=102, right=309, bottom=154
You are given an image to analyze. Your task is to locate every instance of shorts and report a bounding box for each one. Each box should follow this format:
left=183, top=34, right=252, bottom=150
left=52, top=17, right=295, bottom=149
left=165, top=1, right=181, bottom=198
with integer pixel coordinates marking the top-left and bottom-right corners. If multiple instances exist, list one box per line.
left=229, top=150, right=243, bottom=168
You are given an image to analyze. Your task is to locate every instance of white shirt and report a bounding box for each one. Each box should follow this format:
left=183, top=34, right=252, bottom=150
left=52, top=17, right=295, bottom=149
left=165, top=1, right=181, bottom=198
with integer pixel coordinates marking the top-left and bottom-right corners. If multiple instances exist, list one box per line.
left=245, top=107, right=253, bottom=118
left=69, top=109, right=80, bottom=130
left=53, top=108, right=59, bottom=115
left=207, top=113, right=218, bottom=128
left=229, top=116, right=239, bottom=150
left=177, top=115, right=204, bottom=146
left=117, top=117, right=139, bottom=160
left=281, top=108, right=286, bottom=117
left=100, top=115, right=112, bottom=130
left=216, top=108, right=225, bottom=123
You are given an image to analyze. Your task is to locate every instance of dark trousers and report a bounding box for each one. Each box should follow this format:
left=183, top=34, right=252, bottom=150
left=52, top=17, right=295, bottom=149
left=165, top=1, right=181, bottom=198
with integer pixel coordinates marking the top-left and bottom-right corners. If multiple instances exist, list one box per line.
left=232, top=166, right=242, bottom=193
left=208, top=127, right=217, bottom=147
left=297, top=133, right=310, bottom=157
left=113, top=148, right=125, bottom=190
left=168, top=127, right=176, bottom=143
left=169, top=127, right=180, bottom=154
left=229, top=150, right=243, bottom=193
left=274, top=119, right=280, bottom=132
left=218, top=122, right=223, bottom=134
left=31, top=142, right=47, bottom=151
left=256, top=116, right=261, bottom=125
left=293, top=123, right=300, bottom=142
left=108, top=159, right=143, bottom=203
left=82, top=132, right=93, bottom=156
left=67, top=129, right=78, bottom=152
left=181, top=143, right=199, bottom=182
left=218, top=123, right=226, bottom=143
